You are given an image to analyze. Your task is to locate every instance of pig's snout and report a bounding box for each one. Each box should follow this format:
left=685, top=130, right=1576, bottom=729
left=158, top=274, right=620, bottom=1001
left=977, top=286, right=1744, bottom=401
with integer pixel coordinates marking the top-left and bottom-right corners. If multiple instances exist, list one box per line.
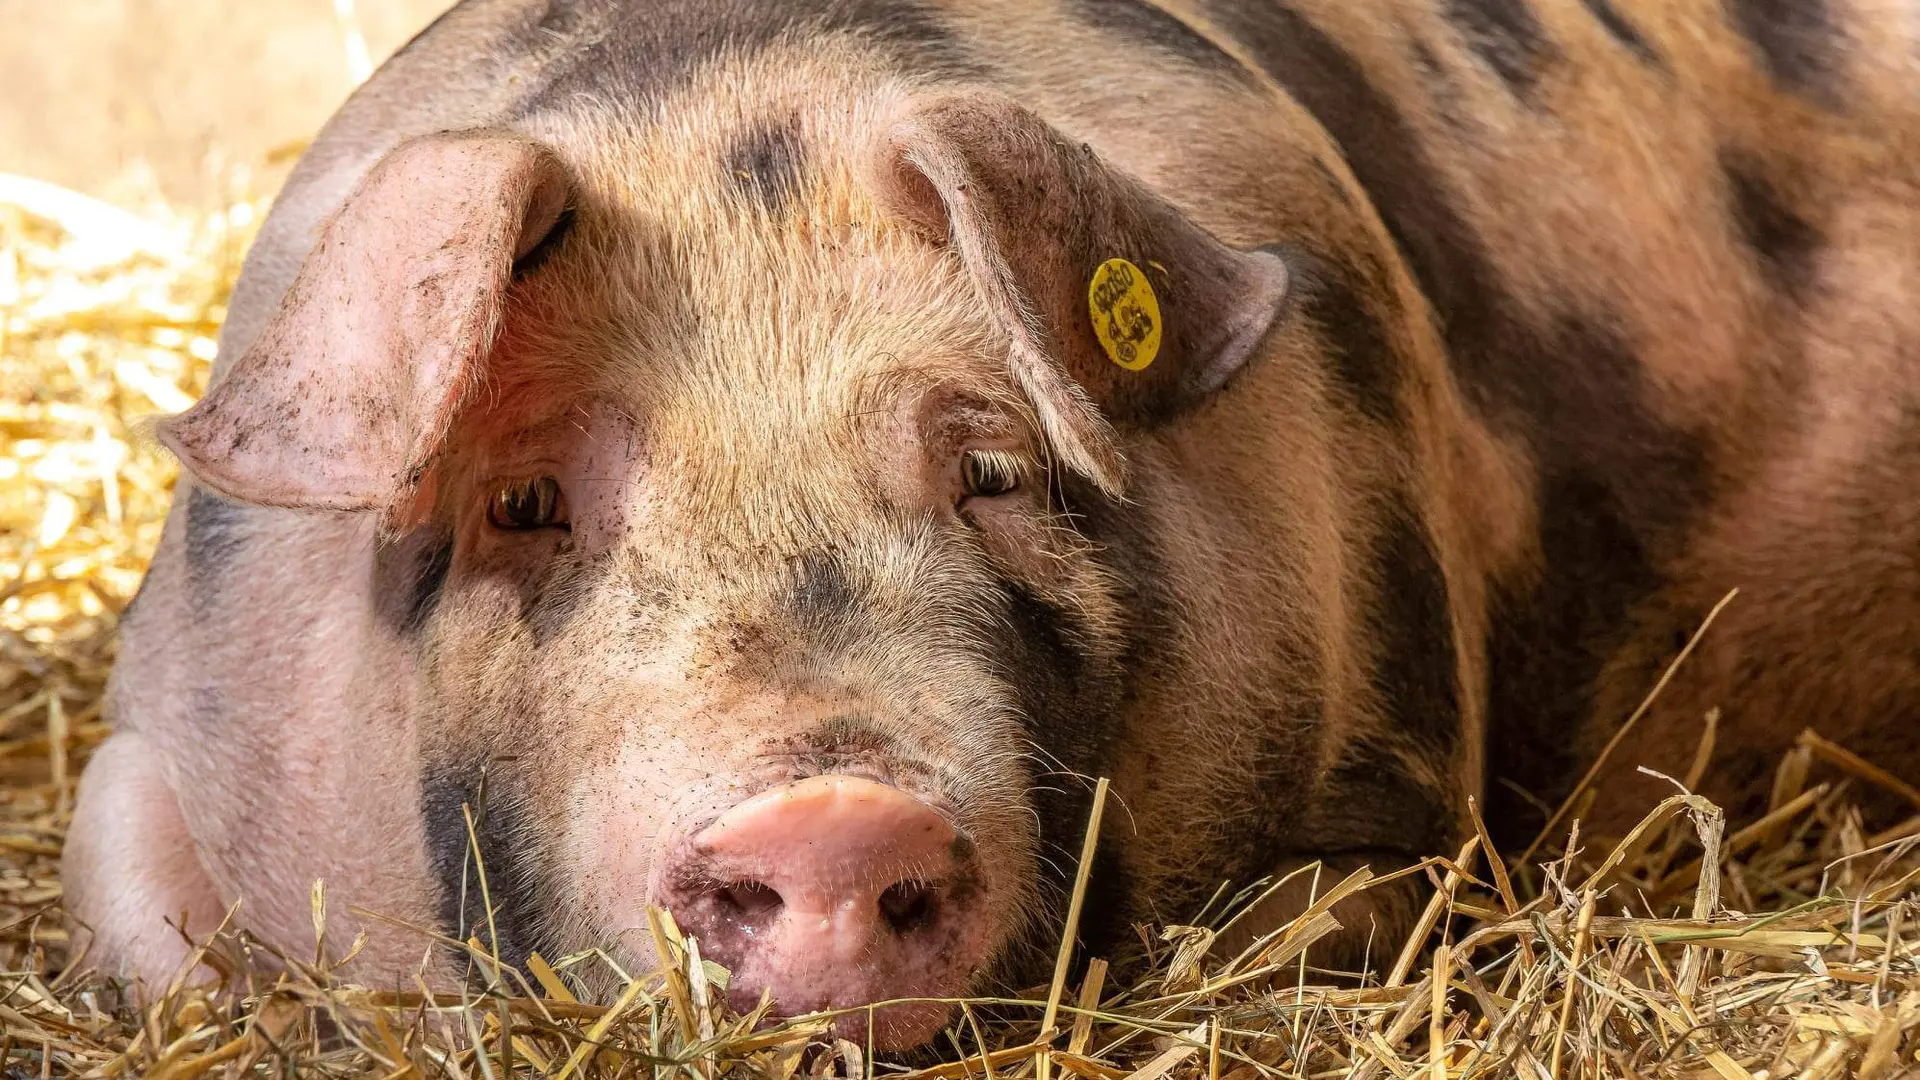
left=660, top=775, right=991, bottom=1050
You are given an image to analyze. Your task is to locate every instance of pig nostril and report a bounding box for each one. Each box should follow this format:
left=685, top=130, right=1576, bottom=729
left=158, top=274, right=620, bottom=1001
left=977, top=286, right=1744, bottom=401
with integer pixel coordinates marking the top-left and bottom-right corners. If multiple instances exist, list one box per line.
left=878, top=880, right=939, bottom=935
left=718, top=881, right=783, bottom=918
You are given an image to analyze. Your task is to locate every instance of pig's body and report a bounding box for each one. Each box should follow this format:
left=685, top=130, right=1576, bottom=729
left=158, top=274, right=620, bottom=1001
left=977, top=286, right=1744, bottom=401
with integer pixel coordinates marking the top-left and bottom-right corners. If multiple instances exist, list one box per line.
left=67, top=0, right=1920, bottom=1045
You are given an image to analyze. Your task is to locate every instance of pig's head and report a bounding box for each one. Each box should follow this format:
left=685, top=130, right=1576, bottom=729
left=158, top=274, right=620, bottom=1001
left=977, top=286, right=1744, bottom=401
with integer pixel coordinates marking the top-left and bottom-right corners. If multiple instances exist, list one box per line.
left=160, top=89, right=1289, bottom=1049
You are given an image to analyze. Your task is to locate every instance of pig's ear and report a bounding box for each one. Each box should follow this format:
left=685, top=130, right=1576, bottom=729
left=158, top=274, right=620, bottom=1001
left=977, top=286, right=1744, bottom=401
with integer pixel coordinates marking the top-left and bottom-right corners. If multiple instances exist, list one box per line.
left=159, top=132, right=570, bottom=522
left=878, top=93, right=1291, bottom=494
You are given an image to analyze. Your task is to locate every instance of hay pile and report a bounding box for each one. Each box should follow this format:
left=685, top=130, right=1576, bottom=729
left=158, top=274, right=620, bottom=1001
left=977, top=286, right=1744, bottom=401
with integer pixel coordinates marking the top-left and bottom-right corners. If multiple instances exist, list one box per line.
left=2, top=179, right=1917, bottom=1080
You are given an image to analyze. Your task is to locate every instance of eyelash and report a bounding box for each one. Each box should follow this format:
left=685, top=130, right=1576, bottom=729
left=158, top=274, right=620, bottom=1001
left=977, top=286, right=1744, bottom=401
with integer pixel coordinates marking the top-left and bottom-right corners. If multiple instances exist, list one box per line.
left=961, top=449, right=1027, bottom=498
left=487, top=476, right=569, bottom=531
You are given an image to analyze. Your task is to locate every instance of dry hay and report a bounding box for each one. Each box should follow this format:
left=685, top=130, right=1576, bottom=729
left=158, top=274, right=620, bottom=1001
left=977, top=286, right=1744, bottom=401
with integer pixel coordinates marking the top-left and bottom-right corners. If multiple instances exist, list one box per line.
left=2, top=177, right=1918, bottom=1080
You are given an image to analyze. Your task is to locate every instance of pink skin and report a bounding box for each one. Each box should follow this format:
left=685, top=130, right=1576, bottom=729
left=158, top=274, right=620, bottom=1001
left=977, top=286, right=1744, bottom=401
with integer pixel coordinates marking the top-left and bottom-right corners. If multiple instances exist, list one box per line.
left=61, top=730, right=225, bottom=986
left=653, top=776, right=991, bottom=1050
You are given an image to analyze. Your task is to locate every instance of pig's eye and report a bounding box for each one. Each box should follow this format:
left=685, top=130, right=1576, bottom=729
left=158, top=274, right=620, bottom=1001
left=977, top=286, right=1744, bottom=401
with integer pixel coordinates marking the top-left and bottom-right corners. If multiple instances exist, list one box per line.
left=487, top=476, right=568, bottom=531
left=961, top=449, right=1026, bottom=499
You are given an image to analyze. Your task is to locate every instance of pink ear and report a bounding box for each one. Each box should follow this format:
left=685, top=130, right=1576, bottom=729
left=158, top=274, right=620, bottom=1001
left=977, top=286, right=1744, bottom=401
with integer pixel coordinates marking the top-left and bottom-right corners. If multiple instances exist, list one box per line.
left=160, top=132, right=569, bottom=520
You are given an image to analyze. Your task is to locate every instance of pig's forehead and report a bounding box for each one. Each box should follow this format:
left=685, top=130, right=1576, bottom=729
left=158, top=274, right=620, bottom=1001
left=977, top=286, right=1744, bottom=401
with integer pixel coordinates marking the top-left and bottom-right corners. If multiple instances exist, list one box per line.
left=533, top=225, right=1015, bottom=446
left=531, top=40, right=918, bottom=229
left=488, top=224, right=1020, bottom=514
left=506, top=78, right=1023, bottom=450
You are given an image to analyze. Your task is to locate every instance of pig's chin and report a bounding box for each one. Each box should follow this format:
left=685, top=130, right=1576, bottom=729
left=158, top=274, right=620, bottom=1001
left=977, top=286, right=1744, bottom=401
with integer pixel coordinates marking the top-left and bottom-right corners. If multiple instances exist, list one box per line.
left=715, top=936, right=993, bottom=1052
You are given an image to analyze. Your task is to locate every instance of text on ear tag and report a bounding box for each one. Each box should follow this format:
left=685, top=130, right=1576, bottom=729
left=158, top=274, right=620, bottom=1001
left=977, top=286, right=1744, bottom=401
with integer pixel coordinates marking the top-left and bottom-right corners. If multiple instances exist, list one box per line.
left=1088, top=257, right=1163, bottom=371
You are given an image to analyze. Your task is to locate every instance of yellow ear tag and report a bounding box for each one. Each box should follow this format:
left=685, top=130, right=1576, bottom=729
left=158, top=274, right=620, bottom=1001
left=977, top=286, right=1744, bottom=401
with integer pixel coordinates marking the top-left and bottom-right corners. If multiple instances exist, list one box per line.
left=1087, top=257, right=1162, bottom=371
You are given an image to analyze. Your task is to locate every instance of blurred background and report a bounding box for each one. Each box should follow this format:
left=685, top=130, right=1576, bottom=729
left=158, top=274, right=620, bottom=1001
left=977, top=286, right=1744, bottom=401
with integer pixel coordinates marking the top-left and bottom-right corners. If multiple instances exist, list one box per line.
left=0, top=0, right=446, bottom=214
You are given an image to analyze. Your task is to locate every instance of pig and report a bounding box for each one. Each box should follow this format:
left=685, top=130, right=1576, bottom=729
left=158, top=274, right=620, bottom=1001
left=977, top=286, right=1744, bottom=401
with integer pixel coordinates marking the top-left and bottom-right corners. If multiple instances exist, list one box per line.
left=64, top=0, right=1920, bottom=1051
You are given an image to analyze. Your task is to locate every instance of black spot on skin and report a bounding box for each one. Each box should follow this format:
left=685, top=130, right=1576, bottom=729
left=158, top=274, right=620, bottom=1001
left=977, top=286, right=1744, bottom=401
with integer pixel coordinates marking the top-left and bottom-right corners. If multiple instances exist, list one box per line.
left=1485, top=472, right=1667, bottom=832
left=1577, top=0, right=1665, bottom=68
left=512, top=207, right=574, bottom=278
left=499, top=0, right=989, bottom=122
left=1310, top=747, right=1458, bottom=856
left=1065, top=0, right=1252, bottom=80
left=421, top=764, right=548, bottom=973
left=725, top=119, right=809, bottom=211
left=1444, top=0, right=1558, bottom=99
left=1256, top=749, right=1450, bottom=971
left=1479, top=318, right=1714, bottom=842
left=1019, top=474, right=1179, bottom=772
left=1074, top=843, right=1137, bottom=959
left=987, top=474, right=1174, bottom=971
left=1291, top=249, right=1403, bottom=426
left=994, top=578, right=1090, bottom=726
left=1367, top=493, right=1460, bottom=755
left=789, top=549, right=856, bottom=630
left=373, top=529, right=454, bottom=636
left=1722, top=151, right=1821, bottom=302
left=984, top=569, right=1114, bottom=978
left=1726, top=0, right=1845, bottom=109
left=184, top=486, right=247, bottom=593
left=1205, top=488, right=1459, bottom=933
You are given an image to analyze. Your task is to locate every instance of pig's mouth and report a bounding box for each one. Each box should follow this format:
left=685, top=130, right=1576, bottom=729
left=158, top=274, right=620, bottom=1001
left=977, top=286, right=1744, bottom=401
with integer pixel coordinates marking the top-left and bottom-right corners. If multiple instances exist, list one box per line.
left=649, top=774, right=1004, bottom=1051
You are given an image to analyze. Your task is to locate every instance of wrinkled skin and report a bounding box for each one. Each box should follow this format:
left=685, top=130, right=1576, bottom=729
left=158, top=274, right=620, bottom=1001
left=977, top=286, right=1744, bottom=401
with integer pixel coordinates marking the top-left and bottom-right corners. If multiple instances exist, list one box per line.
left=65, top=0, right=1920, bottom=1051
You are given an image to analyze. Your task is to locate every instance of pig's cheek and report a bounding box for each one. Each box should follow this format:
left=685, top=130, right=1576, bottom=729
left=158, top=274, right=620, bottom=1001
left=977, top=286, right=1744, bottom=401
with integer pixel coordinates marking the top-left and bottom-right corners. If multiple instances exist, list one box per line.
left=563, top=729, right=716, bottom=948
left=565, top=408, right=645, bottom=554
left=566, top=509, right=613, bottom=556
left=564, top=474, right=636, bottom=555
left=965, top=502, right=1076, bottom=586
left=572, top=810, right=658, bottom=950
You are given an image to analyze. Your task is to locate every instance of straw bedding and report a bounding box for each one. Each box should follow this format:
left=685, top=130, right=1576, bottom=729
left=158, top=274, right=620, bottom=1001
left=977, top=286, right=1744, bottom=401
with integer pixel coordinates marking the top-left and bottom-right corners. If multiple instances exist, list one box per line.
left=1, top=182, right=1916, bottom=1080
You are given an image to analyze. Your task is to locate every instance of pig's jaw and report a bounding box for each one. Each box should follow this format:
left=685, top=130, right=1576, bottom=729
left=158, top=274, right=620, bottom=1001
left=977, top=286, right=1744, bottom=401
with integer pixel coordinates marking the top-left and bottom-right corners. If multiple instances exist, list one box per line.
left=643, top=774, right=1004, bottom=1051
